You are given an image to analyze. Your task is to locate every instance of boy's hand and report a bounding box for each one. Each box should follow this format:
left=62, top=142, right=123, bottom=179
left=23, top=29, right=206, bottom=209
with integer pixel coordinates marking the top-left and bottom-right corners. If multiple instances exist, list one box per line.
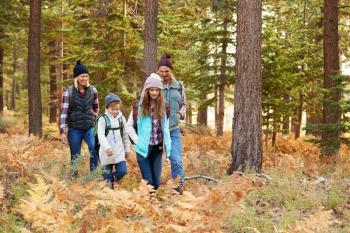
left=106, top=148, right=113, bottom=156
left=61, top=133, right=67, bottom=144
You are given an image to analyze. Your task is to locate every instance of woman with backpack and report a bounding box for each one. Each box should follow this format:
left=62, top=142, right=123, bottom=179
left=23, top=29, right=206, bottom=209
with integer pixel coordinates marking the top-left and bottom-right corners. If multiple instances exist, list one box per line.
left=127, top=73, right=171, bottom=190
left=158, top=54, right=187, bottom=194
left=59, top=60, right=100, bottom=173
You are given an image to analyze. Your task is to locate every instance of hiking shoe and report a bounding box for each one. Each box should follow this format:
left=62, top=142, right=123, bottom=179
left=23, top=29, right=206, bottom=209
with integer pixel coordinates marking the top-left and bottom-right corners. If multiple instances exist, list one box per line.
left=106, top=180, right=114, bottom=190
left=173, top=184, right=184, bottom=195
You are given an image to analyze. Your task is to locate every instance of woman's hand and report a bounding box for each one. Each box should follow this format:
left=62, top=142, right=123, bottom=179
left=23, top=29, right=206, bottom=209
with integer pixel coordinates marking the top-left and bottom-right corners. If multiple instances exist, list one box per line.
left=61, top=133, right=67, bottom=144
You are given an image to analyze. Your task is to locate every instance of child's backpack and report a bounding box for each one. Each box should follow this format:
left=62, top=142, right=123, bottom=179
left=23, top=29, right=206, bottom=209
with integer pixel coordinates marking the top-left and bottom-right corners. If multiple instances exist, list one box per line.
left=94, top=114, right=124, bottom=153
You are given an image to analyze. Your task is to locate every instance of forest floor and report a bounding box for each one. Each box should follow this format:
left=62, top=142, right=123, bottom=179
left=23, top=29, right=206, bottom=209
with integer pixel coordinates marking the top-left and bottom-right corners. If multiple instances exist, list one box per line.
left=0, top=111, right=350, bottom=233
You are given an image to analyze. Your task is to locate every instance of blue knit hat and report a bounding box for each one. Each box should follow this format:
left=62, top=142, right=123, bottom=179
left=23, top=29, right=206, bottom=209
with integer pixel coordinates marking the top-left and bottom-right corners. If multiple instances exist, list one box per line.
left=73, top=60, right=89, bottom=78
left=105, top=93, right=121, bottom=108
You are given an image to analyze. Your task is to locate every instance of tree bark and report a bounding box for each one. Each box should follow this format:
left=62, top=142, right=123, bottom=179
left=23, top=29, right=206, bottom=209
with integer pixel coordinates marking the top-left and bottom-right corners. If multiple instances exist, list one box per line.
left=0, top=47, right=4, bottom=114
left=63, top=64, right=69, bottom=80
left=217, top=18, right=229, bottom=136
left=322, top=0, right=340, bottom=157
left=282, top=95, right=290, bottom=134
left=265, top=105, right=270, bottom=146
left=294, top=93, right=303, bottom=139
left=27, top=0, right=42, bottom=137
left=143, top=0, right=158, bottom=81
left=272, top=105, right=278, bottom=146
left=48, top=41, right=58, bottom=123
left=197, top=94, right=207, bottom=126
left=11, top=44, right=17, bottom=110
left=122, top=0, right=127, bottom=72
left=228, top=0, right=263, bottom=173
left=214, top=85, right=218, bottom=129
left=187, top=101, right=192, bottom=125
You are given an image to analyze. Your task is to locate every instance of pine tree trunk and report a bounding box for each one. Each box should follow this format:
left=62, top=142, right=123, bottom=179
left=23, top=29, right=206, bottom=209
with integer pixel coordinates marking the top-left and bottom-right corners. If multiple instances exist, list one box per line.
left=197, top=94, right=207, bottom=126
left=27, top=0, right=42, bottom=137
left=11, top=44, right=17, bottom=110
left=122, top=0, right=127, bottom=72
left=321, top=0, right=340, bottom=157
left=48, top=41, right=58, bottom=123
left=228, top=0, right=262, bottom=174
left=265, top=105, right=270, bottom=146
left=272, top=105, right=278, bottom=146
left=305, top=91, right=322, bottom=135
left=294, top=93, right=303, bottom=139
left=0, top=47, right=4, bottom=114
left=49, top=64, right=57, bottom=123
left=63, top=64, right=69, bottom=80
left=282, top=95, right=290, bottom=134
left=214, top=86, right=218, bottom=129
left=187, top=101, right=192, bottom=125
left=217, top=18, right=229, bottom=136
left=143, top=0, right=158, bottom=80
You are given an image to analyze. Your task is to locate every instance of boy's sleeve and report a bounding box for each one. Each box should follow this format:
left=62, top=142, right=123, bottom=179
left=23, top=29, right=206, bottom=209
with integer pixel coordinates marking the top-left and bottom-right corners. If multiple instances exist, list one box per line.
left=126, top=109, right=138, bottom=144
left=97, top=117, right=111, bottom=152
left=122, top=116, right=131, bottom=153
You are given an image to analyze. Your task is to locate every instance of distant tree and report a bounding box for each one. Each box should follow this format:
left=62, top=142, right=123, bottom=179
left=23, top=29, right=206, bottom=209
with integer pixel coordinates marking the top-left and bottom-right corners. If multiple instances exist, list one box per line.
left=27, top=0, right=42, bottom=136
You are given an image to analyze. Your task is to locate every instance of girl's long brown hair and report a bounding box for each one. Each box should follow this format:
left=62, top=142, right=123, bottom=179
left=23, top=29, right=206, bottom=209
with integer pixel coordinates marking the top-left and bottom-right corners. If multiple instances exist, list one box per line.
left=140, top=88, right=164, bottom=119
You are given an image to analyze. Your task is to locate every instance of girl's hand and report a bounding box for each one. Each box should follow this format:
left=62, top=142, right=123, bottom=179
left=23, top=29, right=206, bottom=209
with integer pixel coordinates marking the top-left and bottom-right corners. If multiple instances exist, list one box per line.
left=166, top=153, right=171, bottom=160
left=106, top=148, right=113, bottom=156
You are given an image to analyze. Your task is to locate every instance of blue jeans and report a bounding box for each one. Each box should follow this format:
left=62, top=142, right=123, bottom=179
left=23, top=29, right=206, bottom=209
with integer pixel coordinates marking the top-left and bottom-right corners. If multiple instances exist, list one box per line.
left=137, top=144, right=163, bottom=189
left=169, top=128, right=184, bottom=183
left=67, top=127, right=99, bottom=172
left=102, top=161, right=127, bottom=182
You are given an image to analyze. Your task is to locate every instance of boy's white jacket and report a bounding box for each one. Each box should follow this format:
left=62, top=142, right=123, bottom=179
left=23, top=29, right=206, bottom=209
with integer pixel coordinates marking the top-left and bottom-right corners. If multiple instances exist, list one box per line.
left=97, top=111, right=130, bottom=166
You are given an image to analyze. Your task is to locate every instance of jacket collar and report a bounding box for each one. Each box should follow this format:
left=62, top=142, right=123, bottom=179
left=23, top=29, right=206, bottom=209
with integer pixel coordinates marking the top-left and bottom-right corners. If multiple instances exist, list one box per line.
left=164, top=75, right=180, bottom=89
left=104, top=110, right=121, bottom=119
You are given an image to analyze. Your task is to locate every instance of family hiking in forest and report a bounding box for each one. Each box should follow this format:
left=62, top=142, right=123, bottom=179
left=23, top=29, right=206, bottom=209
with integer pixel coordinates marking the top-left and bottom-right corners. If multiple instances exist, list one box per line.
left=59, top=54, right=187, bottom=194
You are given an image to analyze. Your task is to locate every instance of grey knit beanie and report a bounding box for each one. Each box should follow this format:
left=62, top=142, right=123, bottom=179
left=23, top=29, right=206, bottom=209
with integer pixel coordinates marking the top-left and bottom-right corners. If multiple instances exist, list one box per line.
left=105, top=93, right=121, bottom=108
left=144, top=73, right=163, bottom=90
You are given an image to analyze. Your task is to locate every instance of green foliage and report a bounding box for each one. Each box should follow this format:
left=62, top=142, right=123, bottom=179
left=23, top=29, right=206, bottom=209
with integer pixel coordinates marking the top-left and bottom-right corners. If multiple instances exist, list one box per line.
left=262, top=0, right=323, bottom=137
left=305, top=74, right=350, bottom=155
left=0, top=115, right=13, bottom=133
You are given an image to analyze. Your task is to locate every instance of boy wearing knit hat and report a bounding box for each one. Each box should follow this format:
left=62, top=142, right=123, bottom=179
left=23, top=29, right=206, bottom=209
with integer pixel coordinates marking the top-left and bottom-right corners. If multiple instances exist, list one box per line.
left=127, top=73, right=171, bottom=190
left=59, top=60, right=100, bottom=174
left=97, top=93, right=130, bottom=189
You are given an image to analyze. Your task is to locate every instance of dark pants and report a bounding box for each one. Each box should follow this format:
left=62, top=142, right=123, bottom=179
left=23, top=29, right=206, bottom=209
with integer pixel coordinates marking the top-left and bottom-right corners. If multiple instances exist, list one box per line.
left=137, top=144, right=163, bottom=189
left=67, top=127, right=99, bottom=172
left=102, top=161, right=127, bottom=182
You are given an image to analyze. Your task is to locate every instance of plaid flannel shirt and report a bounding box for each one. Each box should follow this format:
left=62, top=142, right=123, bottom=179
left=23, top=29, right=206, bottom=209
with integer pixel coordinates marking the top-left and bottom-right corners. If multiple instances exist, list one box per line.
left=149, top=117, right=163, bottom=145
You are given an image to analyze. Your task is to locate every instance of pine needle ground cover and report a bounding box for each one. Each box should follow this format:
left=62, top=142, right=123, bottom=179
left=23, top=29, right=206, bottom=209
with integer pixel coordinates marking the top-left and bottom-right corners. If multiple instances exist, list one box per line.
left=0, top=119, right=349, bottom=232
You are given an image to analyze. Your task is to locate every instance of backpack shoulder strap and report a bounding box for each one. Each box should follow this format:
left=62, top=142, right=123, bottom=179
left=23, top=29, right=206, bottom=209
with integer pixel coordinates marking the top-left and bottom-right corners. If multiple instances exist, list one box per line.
left=101, top=114, right=111, bottom=137
left=178, top=81, right=183, bottom=97
left=118, top=116, right=124, bottom=138
left=94, top=113, right=111, bottom=137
